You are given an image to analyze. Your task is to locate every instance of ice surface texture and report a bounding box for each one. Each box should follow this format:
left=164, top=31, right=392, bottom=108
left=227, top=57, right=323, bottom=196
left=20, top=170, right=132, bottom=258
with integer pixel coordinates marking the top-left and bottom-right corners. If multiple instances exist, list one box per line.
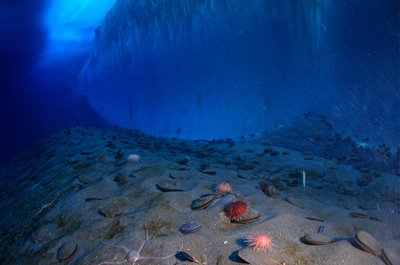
left=78, top=0, right=399, bottom=145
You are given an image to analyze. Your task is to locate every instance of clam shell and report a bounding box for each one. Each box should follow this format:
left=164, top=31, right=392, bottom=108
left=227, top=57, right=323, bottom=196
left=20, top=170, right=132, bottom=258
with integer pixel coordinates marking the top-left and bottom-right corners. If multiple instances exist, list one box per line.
left=354, top=229, right=381, bottom=256
left=306, top=216, right=324, bottom=222
left=191, top=194, right=215, bottom=210
left=350, top=212, right=367, bottom=218
left=177, top=251, right=202, bottom=264
left=303, top=233, right=332, bottom=245
left=286, top=196, right=305, bottom=208
left=179, top=221, right=202, bottom=234
left=200, top=168, right=217, bottom=175
left=381, top=248, right=397, bottom=265
left=156, top=181, right=185, bottom=192
left=231, top=207, right=260, bottom=224
left=57, top=241, right=78, bottom=261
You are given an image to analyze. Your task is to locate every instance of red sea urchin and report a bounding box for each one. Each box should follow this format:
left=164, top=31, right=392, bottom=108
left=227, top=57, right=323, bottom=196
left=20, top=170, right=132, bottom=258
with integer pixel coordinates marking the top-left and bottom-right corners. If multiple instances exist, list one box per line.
left=224, top=200, right=249, bottom=221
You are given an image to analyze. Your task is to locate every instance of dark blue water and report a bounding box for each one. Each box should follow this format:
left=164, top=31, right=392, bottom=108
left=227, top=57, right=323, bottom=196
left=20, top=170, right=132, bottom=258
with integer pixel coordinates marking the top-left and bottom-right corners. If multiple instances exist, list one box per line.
left=0, top=2, right=399, bottom=264
left=1, top=0, right=399, bottom=158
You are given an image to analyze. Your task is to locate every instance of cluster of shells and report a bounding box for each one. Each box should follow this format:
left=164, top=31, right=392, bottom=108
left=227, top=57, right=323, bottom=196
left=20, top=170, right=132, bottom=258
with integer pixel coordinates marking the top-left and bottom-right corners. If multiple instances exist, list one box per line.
left=186, top=181, right=396, bottom=265
left=190, top=182, right=260, bottom=224
left=354, top=228, right=394, bottom=265
left=180, top=182, right=266, bottom=263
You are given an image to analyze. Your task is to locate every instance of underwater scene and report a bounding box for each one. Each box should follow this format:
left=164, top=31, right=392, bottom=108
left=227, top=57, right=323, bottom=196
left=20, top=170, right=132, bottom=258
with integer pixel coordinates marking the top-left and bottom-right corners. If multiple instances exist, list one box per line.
left=0, top=1, right=399, bottom=264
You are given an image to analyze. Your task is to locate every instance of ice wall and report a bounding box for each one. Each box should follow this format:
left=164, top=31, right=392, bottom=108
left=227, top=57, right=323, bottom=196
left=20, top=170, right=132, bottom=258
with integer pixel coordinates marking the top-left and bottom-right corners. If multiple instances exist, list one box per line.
left=79, top=0, right=399, bottom=144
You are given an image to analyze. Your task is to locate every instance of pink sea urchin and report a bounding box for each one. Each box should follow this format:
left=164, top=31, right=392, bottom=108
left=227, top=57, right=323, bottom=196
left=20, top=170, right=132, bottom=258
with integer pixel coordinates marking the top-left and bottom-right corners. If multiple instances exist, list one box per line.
left=245, top=234, right=273, bottom=252
left=216, top=182, right=232, bottom=195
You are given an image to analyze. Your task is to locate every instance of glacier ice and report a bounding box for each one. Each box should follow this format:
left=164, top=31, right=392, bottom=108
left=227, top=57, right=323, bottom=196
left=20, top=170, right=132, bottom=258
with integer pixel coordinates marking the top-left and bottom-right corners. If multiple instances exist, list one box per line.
left=78, top=0, right=399, bottom=144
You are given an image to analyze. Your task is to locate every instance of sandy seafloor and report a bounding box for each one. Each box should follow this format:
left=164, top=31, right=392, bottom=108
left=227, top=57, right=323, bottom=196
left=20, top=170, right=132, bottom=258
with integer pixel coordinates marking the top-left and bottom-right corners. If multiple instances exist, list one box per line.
left=0, top=114, right=399, bottom=265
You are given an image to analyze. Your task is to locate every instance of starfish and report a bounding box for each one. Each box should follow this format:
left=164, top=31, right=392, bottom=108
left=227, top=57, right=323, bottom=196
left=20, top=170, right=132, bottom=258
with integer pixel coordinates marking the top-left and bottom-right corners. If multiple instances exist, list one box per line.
left=99, top=227, right=178, bottom=265
left=356, top=142, right=369, bottom=149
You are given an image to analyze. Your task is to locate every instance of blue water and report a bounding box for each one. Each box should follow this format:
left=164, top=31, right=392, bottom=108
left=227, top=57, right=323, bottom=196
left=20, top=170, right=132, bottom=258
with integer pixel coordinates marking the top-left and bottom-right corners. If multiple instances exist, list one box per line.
left=0, top=2, right=399, bottom=264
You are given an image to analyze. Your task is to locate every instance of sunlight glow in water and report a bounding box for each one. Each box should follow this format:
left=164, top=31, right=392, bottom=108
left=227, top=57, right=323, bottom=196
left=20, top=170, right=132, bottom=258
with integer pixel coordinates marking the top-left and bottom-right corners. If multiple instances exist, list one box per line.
left=40, top=0, right=116, bottom=64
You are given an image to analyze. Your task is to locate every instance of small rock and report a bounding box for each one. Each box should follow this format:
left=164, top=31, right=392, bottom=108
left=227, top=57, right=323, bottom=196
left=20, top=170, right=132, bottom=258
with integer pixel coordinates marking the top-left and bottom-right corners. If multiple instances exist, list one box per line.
left=303, top=152, right=314, bottom=160
left=270, top=150, right=279, bottom=156
left=266, top=185, right=278, bottom=198
left=57, top=241, right=78, bottom=261
left=177, top=156, right=191, bottom=165
left=114, top=172, right=129, bottom=185
left=115, top=149, right=124, bottom=159
left=303, top=233, right=332, bottom=245
left=263, top=146, right=273, bottom=153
